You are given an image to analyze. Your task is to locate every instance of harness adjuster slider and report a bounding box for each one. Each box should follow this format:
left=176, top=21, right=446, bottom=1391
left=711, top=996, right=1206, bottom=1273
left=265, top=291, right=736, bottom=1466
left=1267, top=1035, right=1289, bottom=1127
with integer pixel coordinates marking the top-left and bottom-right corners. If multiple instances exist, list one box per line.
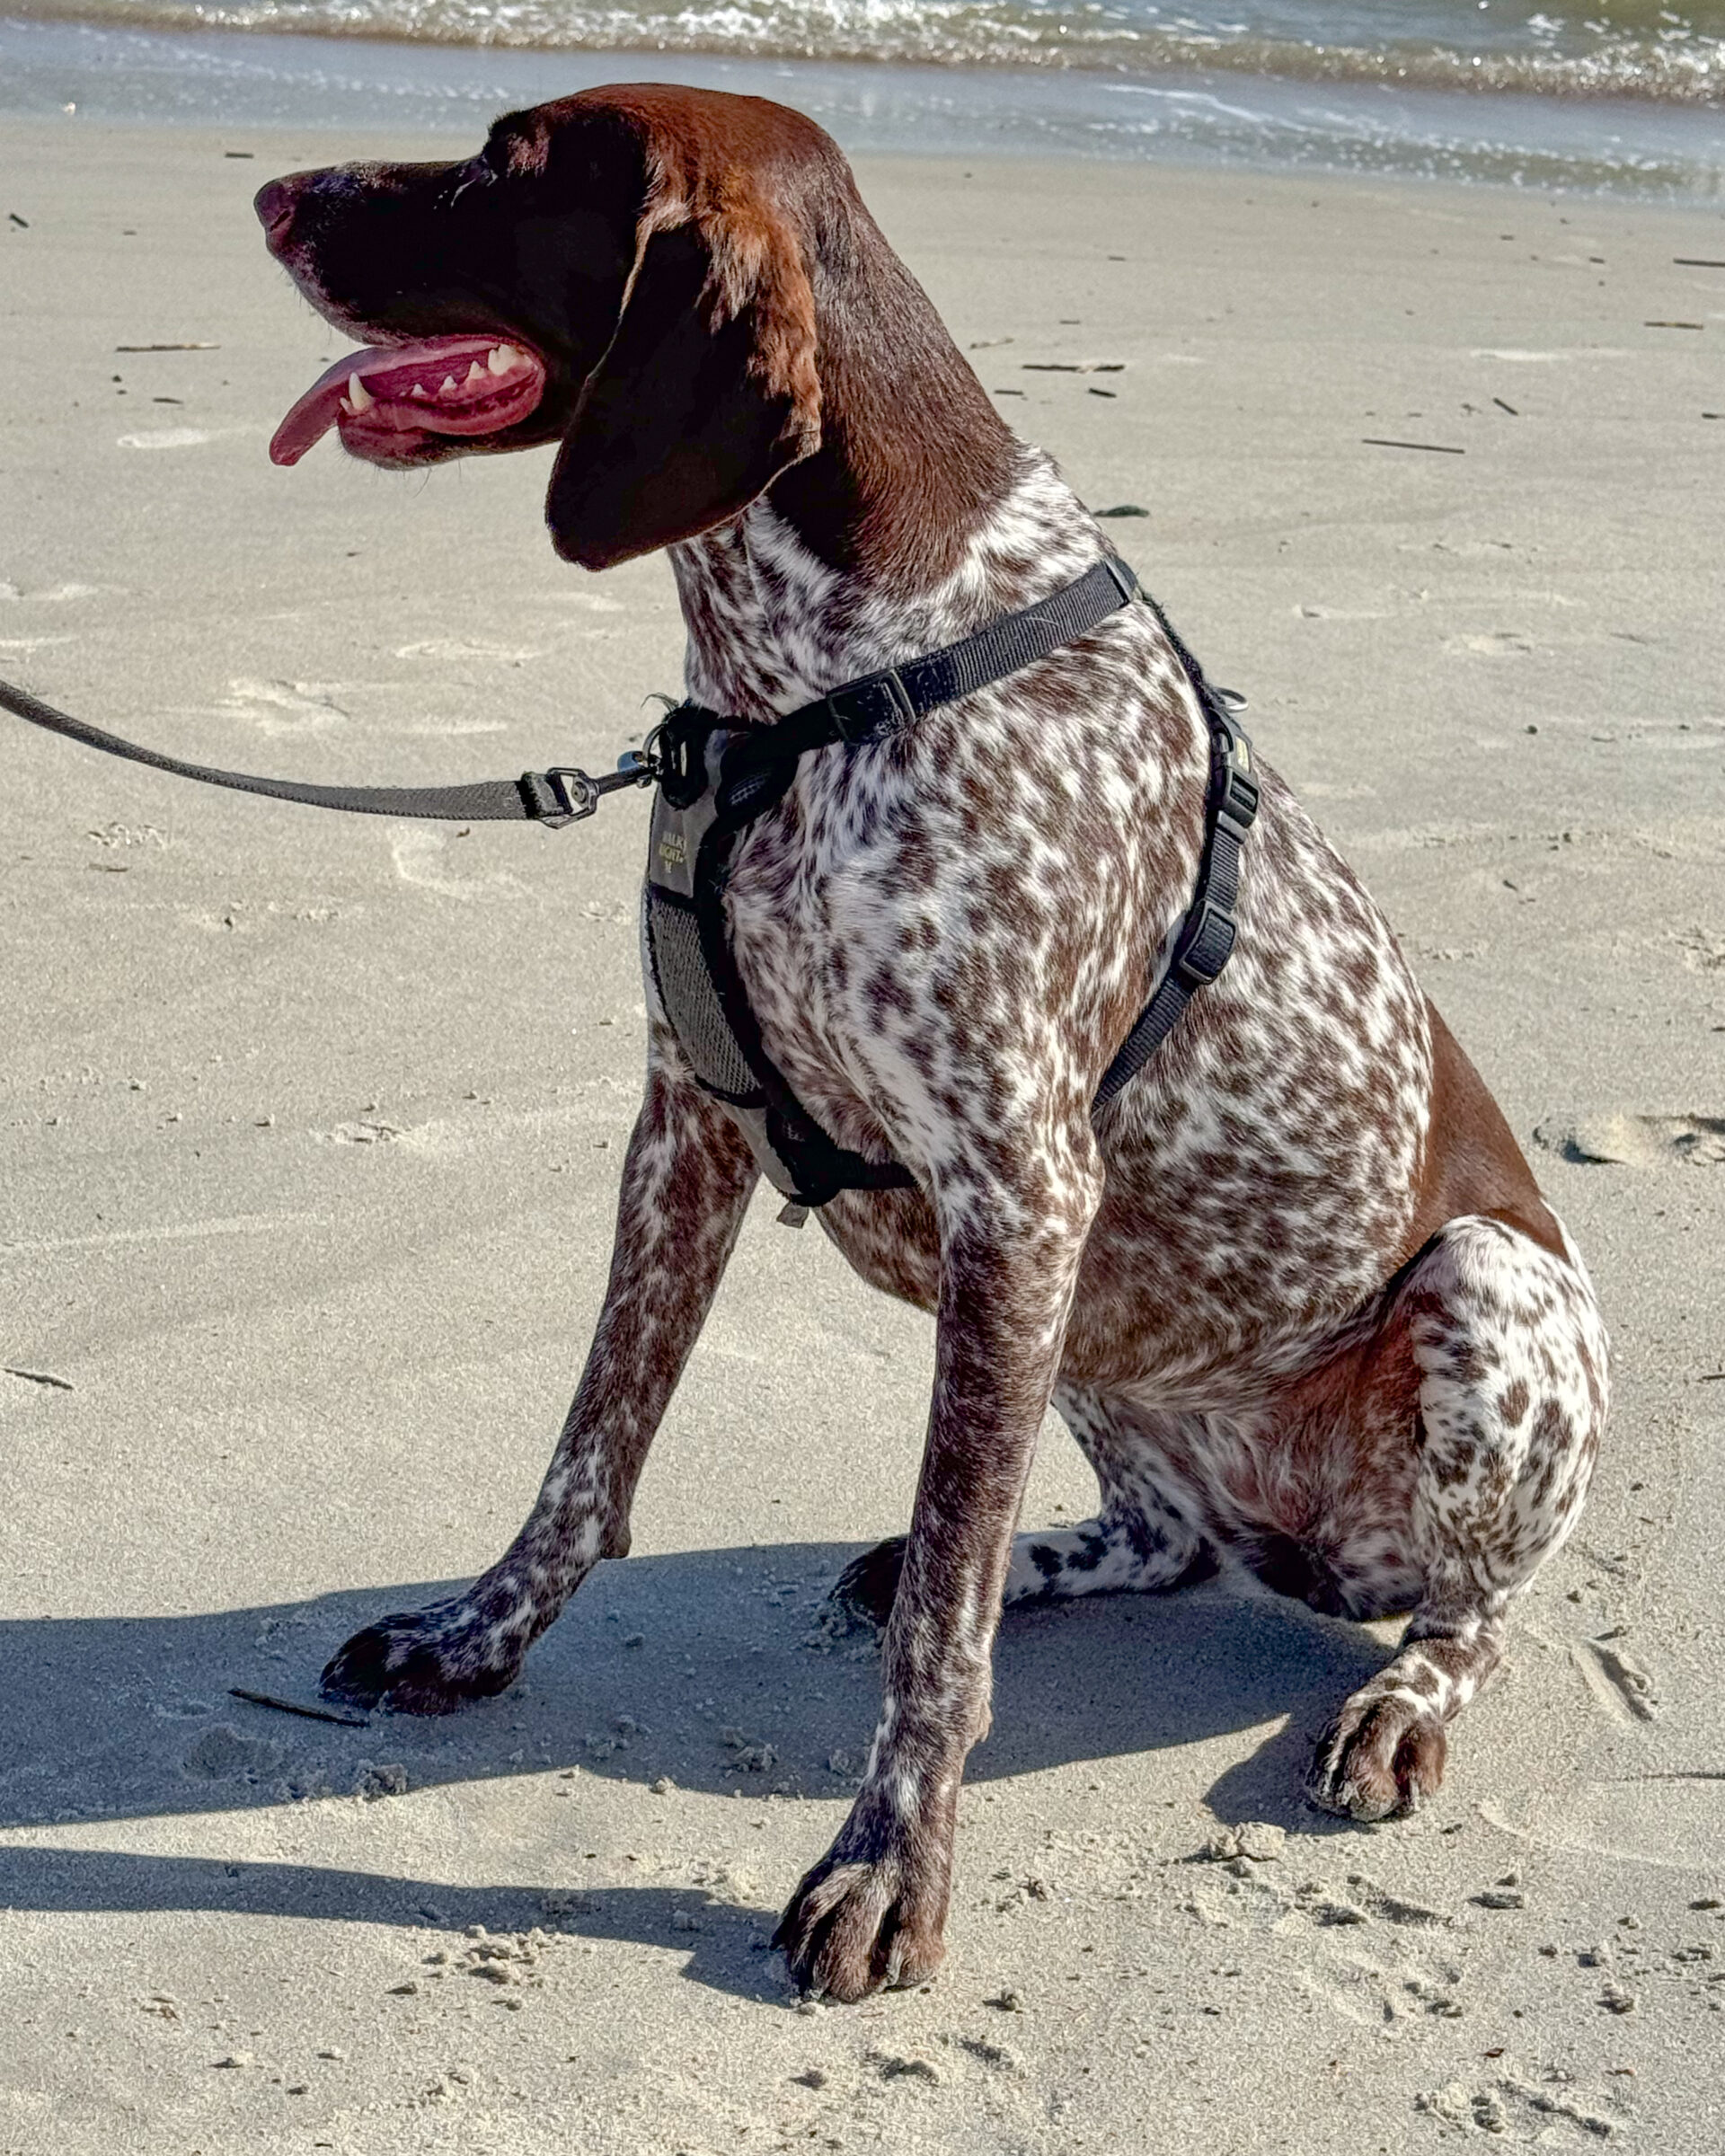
left=824, top=666, right=916, bottom=742
left=1172, top=899, right=1237, bottom=989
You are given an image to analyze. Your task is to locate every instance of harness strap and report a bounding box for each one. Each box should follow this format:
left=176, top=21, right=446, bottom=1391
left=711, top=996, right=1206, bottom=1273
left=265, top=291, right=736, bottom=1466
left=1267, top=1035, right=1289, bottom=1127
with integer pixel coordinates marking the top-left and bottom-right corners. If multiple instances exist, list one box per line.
left=1093, top=701, right=1258, bottom=1107
left=677, top=556, right=1142, bottom=825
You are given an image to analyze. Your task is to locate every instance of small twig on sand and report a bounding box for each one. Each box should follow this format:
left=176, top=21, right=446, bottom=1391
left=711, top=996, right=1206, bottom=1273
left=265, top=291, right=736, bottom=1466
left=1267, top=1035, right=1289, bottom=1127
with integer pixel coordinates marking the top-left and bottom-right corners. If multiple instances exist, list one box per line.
left=115, top=341, right=219, bottom=352
left=1610, top=1769, right=1725, bottom=1783
left=4, top=1365, right=74, bottom=1391
left=1493, top=397, right=1518, bottom=415
left=1362, top=437, right=1464, bottom=455
left=230, top=1686, right=369, bottom=1728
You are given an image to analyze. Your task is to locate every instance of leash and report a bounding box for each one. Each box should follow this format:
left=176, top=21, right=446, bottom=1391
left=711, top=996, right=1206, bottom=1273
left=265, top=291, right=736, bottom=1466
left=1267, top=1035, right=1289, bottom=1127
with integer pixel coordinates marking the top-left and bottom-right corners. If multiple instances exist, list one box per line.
left=0, top=672, right=644, bottom=828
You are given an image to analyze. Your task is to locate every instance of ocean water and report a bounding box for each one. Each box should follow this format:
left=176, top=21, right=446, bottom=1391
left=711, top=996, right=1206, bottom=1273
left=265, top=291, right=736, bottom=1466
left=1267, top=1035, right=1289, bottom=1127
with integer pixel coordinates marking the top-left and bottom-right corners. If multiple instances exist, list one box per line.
left=4, top=2, right=1722, bottom=194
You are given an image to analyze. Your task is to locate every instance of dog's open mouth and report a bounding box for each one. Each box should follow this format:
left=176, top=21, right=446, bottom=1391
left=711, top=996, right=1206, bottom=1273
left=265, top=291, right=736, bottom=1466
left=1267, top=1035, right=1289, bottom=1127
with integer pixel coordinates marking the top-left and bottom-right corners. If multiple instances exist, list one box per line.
left=269, top=334, right=548, bottom=467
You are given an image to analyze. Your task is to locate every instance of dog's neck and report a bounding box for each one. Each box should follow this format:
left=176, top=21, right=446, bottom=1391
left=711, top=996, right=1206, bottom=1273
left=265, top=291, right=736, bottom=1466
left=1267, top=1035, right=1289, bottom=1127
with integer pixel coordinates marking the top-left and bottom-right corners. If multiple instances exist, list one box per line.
left=668, top=452, right=1106, bottom=723
left=667, top=199, right=1110, bottom=724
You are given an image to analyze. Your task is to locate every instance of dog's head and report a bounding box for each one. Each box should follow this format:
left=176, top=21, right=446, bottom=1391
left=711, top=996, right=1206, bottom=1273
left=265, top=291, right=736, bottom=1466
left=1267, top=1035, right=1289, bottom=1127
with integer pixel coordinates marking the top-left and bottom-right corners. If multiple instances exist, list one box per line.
left=256, top=85, right=834, bottom=570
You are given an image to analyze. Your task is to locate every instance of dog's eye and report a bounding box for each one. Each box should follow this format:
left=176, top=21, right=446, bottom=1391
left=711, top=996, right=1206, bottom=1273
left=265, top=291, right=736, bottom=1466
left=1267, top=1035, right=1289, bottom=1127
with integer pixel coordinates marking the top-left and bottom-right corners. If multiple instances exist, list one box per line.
left=439, top=160, right=495, bottom=212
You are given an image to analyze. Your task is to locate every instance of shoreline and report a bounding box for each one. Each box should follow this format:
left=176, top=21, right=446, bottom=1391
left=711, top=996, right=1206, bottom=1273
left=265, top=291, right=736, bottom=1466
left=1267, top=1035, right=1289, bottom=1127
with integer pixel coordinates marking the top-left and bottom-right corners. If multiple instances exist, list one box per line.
left=3, top=14, right=1724, bottom=199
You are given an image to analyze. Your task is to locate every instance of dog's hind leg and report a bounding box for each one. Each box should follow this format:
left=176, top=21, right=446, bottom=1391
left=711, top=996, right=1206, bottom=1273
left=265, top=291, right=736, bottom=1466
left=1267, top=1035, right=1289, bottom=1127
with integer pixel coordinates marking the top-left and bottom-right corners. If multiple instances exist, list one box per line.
left=1004, top=1385, right=1217, bottom=1604
left=827, top=1386, right=1213, bottom=1628
left=321, top=1042, right=758, bottom=1713
left=1308, top=1215, right=1609, bottom=1820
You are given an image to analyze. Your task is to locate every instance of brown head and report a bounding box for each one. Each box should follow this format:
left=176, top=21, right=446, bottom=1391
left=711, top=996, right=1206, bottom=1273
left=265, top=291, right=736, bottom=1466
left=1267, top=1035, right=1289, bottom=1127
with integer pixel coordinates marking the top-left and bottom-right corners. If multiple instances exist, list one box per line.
left=256, top=84, right=1014, bottom=580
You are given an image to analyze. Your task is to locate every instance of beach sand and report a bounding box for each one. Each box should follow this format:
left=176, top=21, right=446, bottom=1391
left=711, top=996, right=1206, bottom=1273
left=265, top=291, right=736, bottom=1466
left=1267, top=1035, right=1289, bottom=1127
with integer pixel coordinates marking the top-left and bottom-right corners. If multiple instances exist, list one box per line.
left=2, top=115, right=1723, bottom=2153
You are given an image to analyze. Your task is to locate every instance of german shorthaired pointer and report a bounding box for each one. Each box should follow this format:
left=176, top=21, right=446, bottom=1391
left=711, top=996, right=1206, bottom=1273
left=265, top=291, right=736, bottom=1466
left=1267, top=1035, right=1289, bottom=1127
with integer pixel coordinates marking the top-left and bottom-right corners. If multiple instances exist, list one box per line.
left=255, top=84, right=1610, bottom=2003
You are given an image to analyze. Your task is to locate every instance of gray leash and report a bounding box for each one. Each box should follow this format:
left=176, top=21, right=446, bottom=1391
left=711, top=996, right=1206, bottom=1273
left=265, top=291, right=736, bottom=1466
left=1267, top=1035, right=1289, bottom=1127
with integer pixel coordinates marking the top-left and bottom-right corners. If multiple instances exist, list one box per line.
left=0, top=675, right=645, bottom=828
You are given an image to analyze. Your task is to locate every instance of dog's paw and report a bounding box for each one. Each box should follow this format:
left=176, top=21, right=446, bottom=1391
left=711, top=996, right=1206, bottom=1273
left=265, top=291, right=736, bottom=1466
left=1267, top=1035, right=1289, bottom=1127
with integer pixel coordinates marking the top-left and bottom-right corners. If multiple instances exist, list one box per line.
left=774, top=1840, right=946, bottom=2003
left=825, top=1536, right=907, bottom=1633
left=1307, top=1692, right=1447, bottom=1822
left=321, top=1600, right=522, bottom=1715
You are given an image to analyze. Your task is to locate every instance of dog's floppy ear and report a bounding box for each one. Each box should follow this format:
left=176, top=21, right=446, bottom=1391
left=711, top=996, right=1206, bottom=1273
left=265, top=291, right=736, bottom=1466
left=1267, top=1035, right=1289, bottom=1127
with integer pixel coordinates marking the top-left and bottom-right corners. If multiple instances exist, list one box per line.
left=546, top=137, right=822, bottom=570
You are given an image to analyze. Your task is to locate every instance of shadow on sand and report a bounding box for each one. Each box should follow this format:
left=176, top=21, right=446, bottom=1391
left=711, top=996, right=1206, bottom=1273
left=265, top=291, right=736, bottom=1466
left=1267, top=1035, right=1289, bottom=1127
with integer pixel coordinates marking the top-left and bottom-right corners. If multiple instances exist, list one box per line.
left=1, top=1542, right=1393, bottom=1996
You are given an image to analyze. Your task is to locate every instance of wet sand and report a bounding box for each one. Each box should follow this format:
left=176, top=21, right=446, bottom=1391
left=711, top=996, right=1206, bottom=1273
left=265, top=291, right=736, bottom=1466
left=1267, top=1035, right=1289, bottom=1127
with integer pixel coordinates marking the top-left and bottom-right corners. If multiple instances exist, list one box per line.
left=2, top=116, right=1723, bottom=2154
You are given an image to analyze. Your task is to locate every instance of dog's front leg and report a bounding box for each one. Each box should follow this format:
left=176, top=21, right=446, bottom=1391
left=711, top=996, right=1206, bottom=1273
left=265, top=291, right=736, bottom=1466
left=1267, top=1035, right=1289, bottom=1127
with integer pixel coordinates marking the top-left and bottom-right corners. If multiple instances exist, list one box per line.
left=321, top=1041, right=758, bottom=1712
left=776, top=1139, right=1103, bottom=2001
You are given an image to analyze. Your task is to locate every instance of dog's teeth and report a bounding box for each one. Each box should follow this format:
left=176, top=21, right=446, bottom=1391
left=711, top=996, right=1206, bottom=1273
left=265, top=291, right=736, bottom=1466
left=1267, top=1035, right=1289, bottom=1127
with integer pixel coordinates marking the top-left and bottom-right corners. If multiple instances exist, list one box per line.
left=487, top=343, right=518, bottom=376
left=465, top=360, right=486, bottom=385
left=339, top=396, right=354, bottom=415
left=347, top=374, right=375, bottom=412
left=409, top=383, right=429, bottom=400
left=440, top=375, right=457, bottom=395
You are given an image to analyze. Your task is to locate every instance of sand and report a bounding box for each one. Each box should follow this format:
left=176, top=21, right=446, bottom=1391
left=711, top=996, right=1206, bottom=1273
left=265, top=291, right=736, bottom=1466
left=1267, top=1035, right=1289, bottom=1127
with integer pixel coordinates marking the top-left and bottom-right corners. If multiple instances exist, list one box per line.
left=2, top=115, right=1723, bottom=2155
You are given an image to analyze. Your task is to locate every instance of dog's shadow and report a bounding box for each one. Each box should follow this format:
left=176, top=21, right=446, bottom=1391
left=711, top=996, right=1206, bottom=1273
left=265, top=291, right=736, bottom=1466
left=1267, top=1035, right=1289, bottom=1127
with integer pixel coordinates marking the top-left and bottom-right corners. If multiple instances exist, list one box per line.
left=1, top=1543, right=1389, bottom=1999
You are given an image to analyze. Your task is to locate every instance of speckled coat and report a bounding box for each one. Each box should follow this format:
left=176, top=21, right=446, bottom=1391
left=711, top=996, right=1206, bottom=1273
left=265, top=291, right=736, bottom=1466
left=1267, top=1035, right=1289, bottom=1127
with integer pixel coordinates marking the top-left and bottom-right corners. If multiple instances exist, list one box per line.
left=260, top=83, right=1611, bottom=2007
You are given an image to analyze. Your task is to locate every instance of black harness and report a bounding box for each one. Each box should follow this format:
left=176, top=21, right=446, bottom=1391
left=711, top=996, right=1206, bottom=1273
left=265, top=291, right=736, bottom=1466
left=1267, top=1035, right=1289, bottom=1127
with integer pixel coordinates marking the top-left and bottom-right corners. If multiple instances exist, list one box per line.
left=0, top=556, right=1258, bottom=1212
left=638, top=559, right=1258, bottom=1208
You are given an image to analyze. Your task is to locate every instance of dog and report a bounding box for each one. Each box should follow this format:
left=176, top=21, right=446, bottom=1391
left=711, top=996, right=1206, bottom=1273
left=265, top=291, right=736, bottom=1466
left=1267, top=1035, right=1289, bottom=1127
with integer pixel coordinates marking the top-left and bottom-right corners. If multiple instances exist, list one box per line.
left=254, top=84, right=1610, bottom=2004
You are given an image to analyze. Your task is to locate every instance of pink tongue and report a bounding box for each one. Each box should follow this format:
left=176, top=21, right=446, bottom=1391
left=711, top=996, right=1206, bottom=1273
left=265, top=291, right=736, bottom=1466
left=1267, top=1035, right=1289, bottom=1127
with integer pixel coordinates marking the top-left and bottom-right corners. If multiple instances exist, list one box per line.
left=269, top=334, right=544, bottom=466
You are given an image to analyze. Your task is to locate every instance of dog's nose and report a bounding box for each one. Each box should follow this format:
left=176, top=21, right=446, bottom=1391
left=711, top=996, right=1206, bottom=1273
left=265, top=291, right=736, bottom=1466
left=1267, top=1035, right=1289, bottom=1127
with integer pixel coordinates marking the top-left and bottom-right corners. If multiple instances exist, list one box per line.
left=253, top=178, right=299, bottom=250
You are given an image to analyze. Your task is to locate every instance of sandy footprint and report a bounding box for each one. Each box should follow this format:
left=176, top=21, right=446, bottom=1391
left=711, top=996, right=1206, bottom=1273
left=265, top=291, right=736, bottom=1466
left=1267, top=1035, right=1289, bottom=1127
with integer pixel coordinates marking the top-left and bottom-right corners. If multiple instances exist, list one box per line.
left=1571, top=1637, right=1661, bottom=1725
left=394, top=638, right=544, bottom=663
left=217, top=676, right=349, bottom=738
left=1416, top=2073, right=1617, bottom=2140
left=1533, top=1114, right=1725, bottom=1168
left=390, top=826, right=528, bottom=900
left=0, top=580, right=105, bottom=603
left=116, top=427, right=226, bottom=450
left=1674, top=927, right=1725, bottom=973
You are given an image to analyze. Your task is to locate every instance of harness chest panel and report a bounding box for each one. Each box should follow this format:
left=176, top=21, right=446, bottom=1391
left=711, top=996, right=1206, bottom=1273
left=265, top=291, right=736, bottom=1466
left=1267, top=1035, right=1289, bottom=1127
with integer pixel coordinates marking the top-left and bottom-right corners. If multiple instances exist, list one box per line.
left=642, top=726, right=891, bottom=1205
left=644, top=731, right=756, bottom=1103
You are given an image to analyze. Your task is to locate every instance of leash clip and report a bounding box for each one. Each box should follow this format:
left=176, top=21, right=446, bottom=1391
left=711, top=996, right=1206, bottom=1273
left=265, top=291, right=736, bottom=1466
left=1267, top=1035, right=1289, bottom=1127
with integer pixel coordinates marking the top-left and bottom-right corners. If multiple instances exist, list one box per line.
left=535, top=766, right=602, bottom=827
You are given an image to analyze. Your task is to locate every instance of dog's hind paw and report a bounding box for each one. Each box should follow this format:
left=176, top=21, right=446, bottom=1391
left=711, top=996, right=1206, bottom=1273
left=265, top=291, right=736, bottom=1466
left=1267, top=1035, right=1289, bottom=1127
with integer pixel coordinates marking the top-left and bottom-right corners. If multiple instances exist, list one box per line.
left=321, top=1600, right=522, bottom=1716
left=824, top=1536, right=906, bottom=1634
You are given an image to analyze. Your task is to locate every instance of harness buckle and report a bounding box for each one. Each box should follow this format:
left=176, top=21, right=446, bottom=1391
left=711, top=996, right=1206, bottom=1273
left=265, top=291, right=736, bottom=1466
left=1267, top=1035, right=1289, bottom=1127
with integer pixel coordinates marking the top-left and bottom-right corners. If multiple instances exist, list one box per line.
left=1219, top=761, right=1260, bottom=838
left=1210, top=720, right=1260, bottom=840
